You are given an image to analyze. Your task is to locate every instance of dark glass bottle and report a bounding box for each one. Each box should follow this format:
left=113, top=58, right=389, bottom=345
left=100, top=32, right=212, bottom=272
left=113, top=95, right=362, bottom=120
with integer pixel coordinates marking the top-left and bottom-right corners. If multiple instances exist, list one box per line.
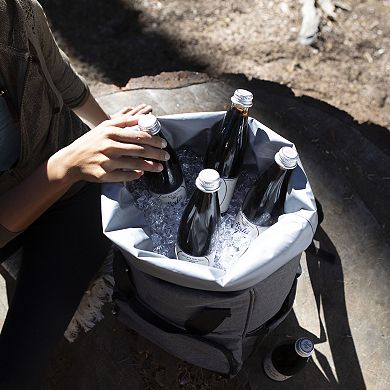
left=263, top=338, right=314, bottom=381
left=175, top=169, right=221, bottom=266
left=204, top=89, right=253, bottom=213
left=234, top=146, right=298, bottom=241
left=139, top=114, right=186, bottom=206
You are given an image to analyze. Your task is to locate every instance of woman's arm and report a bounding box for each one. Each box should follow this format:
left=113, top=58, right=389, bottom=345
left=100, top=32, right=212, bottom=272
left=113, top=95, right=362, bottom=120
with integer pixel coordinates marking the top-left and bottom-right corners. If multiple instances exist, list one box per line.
left=0, top=116, right=169, bottom=246
left=74, top=94, right=153, bottom=128
left=0, top=157, right=75, bottom=235
left=73, top=93, right=110, bottom=128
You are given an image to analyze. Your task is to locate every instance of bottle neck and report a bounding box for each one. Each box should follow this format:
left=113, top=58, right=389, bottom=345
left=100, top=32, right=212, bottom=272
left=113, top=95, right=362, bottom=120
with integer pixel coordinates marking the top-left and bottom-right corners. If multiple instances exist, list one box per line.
left=195, top=183, right=220, bottom=194
left=148, top=128, right=161, bottom=136
left=270, top=162, right=288, bottom=181
left=242, top=163, right=288, bottom=223
left=269, top=166, right=288, bottom=203
left=230, top=103, right=249, bottom=116
left=139, top=120, right=161, bottom=136
left=192, top=187, right=219, bottom=212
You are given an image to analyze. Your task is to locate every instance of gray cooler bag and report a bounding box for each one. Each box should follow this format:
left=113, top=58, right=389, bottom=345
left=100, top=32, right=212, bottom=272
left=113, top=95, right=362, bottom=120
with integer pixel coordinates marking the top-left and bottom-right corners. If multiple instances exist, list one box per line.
left=101, top=112, right=318, bottom=376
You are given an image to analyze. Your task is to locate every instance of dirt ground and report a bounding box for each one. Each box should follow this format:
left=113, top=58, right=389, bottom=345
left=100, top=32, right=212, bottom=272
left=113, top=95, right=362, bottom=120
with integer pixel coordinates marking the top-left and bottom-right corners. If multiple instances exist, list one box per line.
left=40, top=0, right=390, bottom=130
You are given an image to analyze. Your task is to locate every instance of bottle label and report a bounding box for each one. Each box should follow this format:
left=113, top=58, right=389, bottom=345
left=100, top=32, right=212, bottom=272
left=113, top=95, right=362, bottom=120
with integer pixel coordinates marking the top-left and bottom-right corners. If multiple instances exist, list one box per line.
left=234, top=211, right=268, bottom=241
left=263, top=353, right=292, bottom=381
left=151, top=180, right=187, bottom=206
left=218, top=177, right=238, bottom=213
left=175, top=244, right=213, bottom=266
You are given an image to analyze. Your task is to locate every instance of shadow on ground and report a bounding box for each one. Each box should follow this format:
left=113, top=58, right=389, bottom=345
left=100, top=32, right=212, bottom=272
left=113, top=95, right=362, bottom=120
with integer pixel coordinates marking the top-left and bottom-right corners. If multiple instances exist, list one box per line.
left=242, top=227, right=366, bottom=390
left=40, top=0, right=206, bottom=85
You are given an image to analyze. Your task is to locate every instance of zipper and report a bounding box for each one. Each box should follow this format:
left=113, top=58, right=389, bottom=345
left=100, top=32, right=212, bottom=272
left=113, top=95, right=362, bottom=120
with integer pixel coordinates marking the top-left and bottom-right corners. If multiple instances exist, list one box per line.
left=16, top=55, right=31, bottom=167
left=19, top=55, right=31, bottom=113
left=242, top=288, right=255, bottom=338
left=246, top=274, right=299, bottom=337
left=246, top=323, right=268, bottom=337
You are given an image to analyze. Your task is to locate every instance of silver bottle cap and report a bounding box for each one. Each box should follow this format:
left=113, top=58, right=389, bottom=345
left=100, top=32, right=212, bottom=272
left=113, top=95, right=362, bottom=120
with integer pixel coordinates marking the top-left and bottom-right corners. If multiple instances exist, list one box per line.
left=274, top=146, right=298, bottom=169
left=195, top=169, right=221, bottom=193
left=138, top=114, right=161, bottom=135
left=295, top=338, right=314, bottom=358
left=231, top=89, right=253, bottom=108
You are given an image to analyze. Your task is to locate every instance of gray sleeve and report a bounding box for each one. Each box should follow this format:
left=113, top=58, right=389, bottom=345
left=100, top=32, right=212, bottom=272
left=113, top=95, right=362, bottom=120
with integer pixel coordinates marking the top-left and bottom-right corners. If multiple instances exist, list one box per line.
left=0, top=223, right=22, bottom=249
left=31, top=0, right=91, bottom=109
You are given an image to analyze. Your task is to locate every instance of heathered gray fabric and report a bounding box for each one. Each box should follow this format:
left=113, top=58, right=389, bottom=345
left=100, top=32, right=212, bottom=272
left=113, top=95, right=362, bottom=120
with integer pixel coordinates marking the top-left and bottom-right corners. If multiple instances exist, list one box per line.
left=124, top=258, right=299, bottom=374
left=0, top=0, right=90, bottom=247
left=116, top=298, right=233, bottom=374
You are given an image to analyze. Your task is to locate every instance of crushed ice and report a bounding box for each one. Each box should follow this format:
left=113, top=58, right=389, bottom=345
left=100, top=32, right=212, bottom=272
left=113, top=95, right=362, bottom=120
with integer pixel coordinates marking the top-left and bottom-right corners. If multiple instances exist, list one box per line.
left=126, top=148, right=257, bottom=271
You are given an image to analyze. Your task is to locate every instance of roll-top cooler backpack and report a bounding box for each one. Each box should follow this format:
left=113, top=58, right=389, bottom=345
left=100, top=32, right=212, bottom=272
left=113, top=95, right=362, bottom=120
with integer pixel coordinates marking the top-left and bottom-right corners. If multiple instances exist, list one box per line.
left=101, top=112, right=318, bottom=377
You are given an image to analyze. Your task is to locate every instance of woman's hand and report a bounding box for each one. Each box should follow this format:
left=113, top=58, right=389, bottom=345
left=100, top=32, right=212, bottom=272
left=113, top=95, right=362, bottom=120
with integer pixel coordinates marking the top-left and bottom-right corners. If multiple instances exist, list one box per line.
left=110, top=104, right=152, bottom=119
left=48, top=115, right=169, bottom=185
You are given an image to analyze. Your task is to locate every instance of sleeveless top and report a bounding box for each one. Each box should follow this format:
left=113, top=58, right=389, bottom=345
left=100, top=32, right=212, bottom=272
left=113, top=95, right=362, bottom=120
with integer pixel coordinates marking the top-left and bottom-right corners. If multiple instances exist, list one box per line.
left=0, top=95, right=20, bottom=172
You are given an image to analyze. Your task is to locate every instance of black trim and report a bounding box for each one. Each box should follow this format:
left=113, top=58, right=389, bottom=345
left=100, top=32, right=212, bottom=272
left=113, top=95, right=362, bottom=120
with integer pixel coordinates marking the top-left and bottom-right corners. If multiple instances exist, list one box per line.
left=185, top=307, right=231, bottom=335
left=315, top=197, right=324, bottom=225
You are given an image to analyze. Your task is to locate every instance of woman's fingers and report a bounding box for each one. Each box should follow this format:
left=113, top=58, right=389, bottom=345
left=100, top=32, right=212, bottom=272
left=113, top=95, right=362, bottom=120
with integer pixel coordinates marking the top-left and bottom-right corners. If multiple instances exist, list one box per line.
left=102, top=156, right=164, bottom=173
left=105, top=140, right=170, bottom=161
left=105, top=116, right=139, bottom=128
left=103, top=169, right=144, bottom=183
left=116, top=106, right=134, bottom=115
left=109, top=105, right=153, bottom=123
left=107, top=126, right=168, bottom=150
left=60, top=113, right=170, bottom=184
left=110, top=104, right=152, bottom=117
left=129, top=104, right=152, bottom=115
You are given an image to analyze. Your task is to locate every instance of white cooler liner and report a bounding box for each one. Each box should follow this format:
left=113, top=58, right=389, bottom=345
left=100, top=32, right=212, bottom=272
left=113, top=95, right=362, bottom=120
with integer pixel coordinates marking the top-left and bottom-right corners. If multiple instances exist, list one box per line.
left=101, top=112, right=318, bottom=291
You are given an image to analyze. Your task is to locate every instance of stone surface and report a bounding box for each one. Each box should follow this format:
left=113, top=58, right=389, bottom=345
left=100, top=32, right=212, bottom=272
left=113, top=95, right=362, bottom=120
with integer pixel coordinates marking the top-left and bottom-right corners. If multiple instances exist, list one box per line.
left=1, top=74, right=389, bottom=389
left=122, top=71, right=212, bottom=91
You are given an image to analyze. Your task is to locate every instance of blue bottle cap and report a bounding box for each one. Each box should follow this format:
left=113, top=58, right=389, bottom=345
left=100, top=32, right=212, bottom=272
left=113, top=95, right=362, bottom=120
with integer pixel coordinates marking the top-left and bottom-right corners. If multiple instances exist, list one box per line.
left=295, top=338, right=314, bottom=357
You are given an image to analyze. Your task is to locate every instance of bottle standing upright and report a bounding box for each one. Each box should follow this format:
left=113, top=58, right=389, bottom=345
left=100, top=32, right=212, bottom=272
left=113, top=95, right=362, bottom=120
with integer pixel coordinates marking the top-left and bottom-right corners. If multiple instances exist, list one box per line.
left=263, top=337, right=314, bottom=381
left=204, top=89, right=253, bottom=213
left=138, top=114, right=187, bottom=206
left=234, top=146, right=298, bottom=242
left=175, top=169, right=221, bottom=266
